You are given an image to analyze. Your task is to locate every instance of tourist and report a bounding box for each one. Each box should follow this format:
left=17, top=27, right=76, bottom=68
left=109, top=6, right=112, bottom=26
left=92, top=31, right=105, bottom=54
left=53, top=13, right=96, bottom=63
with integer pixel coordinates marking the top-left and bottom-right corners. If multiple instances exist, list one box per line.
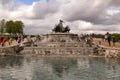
left=15, top=36, right=18, bottom=41
left=22, top=35, right=26, bottom=41
left=2, top=37, right=7, bottom=47
left=17, top=37, right=21, bottom=43
left=0, top=37, right=2, bottom=45
left=112, top=36, right=117, bottom=47
left=27, top=35, right=32, bottom=42
left=98, top=40, right=102, bottom=45
left=8, top=37, right=12, bottom=45
left=86, top=35, right=93, bottom=47
left=107, top=34, right=111, bottom=46
left=105, top=32, right=110, bottom=41
left=0, top=37, right=4, bottom=46
left=104, top=35, right=108, bottom=41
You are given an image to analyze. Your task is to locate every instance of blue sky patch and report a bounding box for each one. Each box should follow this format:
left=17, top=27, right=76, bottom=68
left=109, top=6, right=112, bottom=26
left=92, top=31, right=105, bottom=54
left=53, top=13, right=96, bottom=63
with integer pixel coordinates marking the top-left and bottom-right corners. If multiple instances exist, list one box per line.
left=16, top=0, right=41, bottom=5
left=15, top=0, right=50, bottom=5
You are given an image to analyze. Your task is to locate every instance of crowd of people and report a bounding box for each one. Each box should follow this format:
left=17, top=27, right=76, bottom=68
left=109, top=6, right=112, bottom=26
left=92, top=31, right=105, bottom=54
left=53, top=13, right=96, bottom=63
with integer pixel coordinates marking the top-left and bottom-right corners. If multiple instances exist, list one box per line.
left=80, top=34, right=93, bottom=47
left=0, top=35, right=27, bottom=47
left=81, top=32, right=118, bottom=47
left=102, top=32, right=117, bottom=47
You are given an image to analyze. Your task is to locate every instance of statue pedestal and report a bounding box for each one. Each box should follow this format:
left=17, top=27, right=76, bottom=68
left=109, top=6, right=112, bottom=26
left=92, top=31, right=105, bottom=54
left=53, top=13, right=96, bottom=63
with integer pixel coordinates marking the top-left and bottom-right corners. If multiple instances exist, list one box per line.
left=45, top=33, right=78, bottom=42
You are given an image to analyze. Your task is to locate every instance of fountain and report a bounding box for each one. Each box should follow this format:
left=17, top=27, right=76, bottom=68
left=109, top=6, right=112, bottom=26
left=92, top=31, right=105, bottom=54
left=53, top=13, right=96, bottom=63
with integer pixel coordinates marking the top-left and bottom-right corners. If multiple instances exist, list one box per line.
left=21, top=20, right=96, bottom=56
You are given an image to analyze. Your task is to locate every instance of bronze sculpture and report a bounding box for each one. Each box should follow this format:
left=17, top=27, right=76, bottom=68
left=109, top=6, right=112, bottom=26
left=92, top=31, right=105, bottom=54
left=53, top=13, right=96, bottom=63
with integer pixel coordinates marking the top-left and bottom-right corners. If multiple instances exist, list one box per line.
left=52, top=20, right=70, bottom=33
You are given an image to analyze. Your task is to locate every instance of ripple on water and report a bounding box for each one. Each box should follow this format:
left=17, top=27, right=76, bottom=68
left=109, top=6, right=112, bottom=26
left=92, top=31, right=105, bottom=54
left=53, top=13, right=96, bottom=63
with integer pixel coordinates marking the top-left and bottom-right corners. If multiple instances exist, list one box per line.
left=0, top=56, right=120, bottom=80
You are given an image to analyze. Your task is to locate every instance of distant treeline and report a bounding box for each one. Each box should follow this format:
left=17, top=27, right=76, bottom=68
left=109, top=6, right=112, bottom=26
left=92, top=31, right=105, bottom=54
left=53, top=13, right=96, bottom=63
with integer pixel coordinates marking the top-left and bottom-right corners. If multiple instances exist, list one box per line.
left=0, top=19, right=24, bottom=35
left=111, top=34, right=120, bottom=42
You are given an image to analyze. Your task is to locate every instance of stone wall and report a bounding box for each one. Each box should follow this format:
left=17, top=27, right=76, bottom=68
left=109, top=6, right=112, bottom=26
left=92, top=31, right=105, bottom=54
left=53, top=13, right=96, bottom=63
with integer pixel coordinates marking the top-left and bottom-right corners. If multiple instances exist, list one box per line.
left=98, top=46, right=120, bottom=58
left=20, top=44, right=94, bottom=56
left=0, top=45, right=20, bottom=56
left=0, top=42, right=30, bottom=56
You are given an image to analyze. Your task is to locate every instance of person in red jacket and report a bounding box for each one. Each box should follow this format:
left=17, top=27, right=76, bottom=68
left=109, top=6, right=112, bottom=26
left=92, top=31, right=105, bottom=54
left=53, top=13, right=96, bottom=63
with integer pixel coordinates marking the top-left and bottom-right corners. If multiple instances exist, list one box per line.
left=2, top=37, right=7, bottom=47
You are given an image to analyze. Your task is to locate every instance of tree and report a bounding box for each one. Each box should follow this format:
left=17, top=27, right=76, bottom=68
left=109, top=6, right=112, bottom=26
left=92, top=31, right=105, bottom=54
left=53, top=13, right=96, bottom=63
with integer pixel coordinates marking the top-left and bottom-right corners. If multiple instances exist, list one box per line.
left=14, top=21, right=24, bottom=34
left=5, top=20, right=24, bottom=34
left=6, top=20, right=14, bottom=34
left=0, top=19, right=6, bottom=34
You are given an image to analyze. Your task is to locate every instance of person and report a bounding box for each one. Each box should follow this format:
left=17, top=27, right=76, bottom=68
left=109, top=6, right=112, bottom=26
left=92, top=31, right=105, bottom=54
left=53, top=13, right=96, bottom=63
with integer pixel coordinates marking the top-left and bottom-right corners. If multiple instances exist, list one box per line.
left=107, top=34, right=111, bottom=46
left=0, top=37, right=3, bottom=46
left=8, top=37, right=12, bottom=45
left=27, top=35, right=32, bottom=42
left=98, top=40, right=102, bottom=45
left=17, top=37, right=21, bottom=43
left=112, top=36, right=117, bottom=47
left=104, top=34, right=108, bottom=41
left=2, top=37, right=7, bottom=47
left=86, top=35, right=93, bottom=47
left=15, top=36, right=18, bottom=41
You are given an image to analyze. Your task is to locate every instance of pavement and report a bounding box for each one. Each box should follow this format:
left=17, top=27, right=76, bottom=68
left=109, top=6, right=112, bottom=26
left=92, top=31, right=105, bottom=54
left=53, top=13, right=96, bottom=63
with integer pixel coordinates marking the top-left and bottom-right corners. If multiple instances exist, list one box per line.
left=93, top=38, right=120, bottom=48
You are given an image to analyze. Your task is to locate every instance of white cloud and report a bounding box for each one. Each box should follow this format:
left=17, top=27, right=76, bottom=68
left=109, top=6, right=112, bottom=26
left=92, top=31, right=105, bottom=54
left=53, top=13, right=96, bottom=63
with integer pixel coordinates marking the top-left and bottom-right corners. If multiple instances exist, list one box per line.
left=24, top=0, right=59, bottom=19
left=0, top=0, right=120, bottom=34
left=78, top=21, right=93, bottom=30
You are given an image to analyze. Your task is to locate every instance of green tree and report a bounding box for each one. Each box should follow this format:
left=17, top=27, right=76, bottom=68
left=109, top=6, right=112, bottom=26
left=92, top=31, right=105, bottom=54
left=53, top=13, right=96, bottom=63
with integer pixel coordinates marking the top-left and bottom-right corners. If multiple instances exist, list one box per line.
left=6, top=20, right=24, bottom=34
left=6, top=20, right=14, bottom=34
left=14, top=21, right=24, bottom=34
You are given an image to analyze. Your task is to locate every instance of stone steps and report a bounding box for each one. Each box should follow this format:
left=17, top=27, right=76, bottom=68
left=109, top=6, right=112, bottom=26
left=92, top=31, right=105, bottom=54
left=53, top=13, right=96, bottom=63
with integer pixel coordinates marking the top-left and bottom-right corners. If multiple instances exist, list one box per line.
left=22, top=47, right=94, bottom=55
left=25, top=47, right=93, bottom=49
left=34, top=42, right=90, bottom=47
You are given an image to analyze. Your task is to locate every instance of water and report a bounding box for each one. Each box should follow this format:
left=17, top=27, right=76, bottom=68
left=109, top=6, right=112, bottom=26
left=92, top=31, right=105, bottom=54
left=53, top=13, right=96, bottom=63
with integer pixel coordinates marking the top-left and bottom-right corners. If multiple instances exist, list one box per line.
left=0, top=56, right=120, bottom=80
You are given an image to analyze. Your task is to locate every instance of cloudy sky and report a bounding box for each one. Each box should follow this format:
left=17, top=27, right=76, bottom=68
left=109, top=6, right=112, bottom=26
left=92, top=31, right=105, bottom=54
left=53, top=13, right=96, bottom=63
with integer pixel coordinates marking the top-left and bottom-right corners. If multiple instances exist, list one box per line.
left=0, top=0, right=120, bottom=34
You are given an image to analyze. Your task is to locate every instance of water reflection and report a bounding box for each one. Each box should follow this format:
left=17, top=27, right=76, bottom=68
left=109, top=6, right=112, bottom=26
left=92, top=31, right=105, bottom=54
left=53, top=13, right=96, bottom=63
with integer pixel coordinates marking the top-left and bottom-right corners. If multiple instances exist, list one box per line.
left=0, top=56, right=24, bottom=80
left=44, top=57, right=77, bottom=77
left=0, top=56, right=24, bottom=68
left=0, top=56, right=120, bottom=80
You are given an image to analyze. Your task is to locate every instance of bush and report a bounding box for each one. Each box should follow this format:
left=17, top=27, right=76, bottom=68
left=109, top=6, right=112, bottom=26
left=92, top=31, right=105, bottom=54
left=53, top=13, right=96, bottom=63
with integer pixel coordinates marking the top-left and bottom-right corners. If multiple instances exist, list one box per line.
left=111, top=33, right=120, bottom=42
